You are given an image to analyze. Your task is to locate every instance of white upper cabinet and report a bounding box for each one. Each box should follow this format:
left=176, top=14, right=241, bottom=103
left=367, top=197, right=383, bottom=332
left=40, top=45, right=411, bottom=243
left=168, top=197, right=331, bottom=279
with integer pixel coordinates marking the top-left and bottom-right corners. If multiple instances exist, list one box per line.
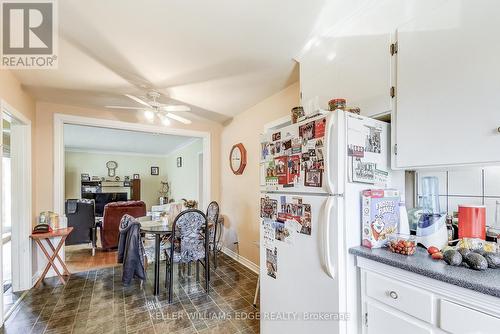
left=395, top=0, right=500, bottom=168
left=300, top=32, right=392, bottom=118
left=298, top=0, right=450, bottom=119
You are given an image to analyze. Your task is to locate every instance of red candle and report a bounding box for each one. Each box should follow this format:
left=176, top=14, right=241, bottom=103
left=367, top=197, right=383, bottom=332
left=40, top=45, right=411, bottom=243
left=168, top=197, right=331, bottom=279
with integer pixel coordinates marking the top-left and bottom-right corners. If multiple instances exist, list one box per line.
left=458, top=205, right=486, bottom=240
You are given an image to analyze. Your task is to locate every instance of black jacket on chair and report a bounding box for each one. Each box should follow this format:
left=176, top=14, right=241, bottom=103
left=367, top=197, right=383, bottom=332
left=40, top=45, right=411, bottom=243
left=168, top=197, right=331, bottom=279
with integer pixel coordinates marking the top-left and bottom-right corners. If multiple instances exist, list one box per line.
left=65, top=199, right=95, bottom=245
left=118, top=214, right=146, bottom=285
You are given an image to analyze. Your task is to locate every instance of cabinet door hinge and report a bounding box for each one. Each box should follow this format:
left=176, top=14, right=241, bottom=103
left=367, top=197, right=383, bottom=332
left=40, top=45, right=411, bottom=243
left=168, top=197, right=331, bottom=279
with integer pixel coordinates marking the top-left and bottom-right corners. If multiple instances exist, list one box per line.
left=390, top=86, right=396, bottom=98
left=390, top=42, right=398, bottom=56
left=364, top=312, right=368, bottom=327
left=394, top=144, right=398, bottom=155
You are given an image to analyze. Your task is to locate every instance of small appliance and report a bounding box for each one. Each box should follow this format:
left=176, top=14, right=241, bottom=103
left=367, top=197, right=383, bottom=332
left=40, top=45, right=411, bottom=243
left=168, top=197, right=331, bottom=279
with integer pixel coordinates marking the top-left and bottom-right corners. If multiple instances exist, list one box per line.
left=416, top=176, right=448, bottom=249
left=458, top=204, right=486, bottom=240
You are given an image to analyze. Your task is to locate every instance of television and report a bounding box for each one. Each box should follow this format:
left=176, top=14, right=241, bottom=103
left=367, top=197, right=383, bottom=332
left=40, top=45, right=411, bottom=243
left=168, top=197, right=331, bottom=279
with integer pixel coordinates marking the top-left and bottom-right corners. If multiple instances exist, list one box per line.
left=82, top=192, right=128, bottom=217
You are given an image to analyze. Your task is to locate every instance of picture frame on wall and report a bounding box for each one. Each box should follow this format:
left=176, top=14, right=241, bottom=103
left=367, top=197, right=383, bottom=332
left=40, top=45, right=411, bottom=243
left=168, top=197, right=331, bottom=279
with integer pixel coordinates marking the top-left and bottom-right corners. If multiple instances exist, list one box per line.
left=81, top=173, right=90, bottom=181
left=177, top=157, right=182, bottom=167
left=133, top=174, right=140, bottom=179
left=151, top=167, right=159, bottom=176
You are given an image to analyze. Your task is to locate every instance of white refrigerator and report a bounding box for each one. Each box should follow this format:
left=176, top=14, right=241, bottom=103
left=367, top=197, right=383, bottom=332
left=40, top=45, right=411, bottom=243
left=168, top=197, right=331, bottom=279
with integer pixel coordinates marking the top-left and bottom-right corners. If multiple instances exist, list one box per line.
left=259, top=110, right=400, bottom=334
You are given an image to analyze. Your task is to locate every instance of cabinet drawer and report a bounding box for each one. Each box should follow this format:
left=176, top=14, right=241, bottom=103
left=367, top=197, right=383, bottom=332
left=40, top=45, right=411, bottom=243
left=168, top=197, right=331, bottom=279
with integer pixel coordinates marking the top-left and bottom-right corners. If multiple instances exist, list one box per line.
left=366, top=301, right=433, bottom=334
left=365, top=271, right=434, bottom=323
left=440, top=300, right=500, bottom=334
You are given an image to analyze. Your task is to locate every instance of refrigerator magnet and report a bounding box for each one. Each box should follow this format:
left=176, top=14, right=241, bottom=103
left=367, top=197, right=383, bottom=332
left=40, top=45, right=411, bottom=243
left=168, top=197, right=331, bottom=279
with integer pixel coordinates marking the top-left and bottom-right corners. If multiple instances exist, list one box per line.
left=272, top=132, right=281, bottom=141
left=266, top=247, right=278, bottom=279
left=352, top=158, right=375, bottom=184
left=304, top=169, right=322, bottom=187
left=299, top=121, right=315, bottom=141
left=275, top=156, right=288, bottom=184
left=348, top=144, right=365, bottom=158
left=364, top=126, right=382, bottom=154
left=300, top=204, right=312, bottom=235
left=287, top=155, right=301, bottom=184
left=314, top=118, right=326, bottom=138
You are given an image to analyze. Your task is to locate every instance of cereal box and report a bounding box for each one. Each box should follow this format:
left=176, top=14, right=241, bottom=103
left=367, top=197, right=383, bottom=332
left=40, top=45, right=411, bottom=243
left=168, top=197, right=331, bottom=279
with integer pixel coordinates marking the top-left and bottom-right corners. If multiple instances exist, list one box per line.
left=361, top=189, right=400, bottom=248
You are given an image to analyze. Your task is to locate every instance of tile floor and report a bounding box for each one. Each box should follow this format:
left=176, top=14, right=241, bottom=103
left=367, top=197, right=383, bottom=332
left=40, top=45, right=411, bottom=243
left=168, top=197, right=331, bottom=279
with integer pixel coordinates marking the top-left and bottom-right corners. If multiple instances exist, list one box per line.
left=2, top=254, right=260, bottom=334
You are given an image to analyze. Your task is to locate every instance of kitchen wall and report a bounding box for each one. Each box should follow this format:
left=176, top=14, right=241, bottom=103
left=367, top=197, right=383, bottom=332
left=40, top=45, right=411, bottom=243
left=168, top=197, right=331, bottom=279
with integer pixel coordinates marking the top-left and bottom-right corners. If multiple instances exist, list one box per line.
left=164, top=139, right=203, bottom=205
left=416, top=167, right=500, bottom=226
left=220, top=82, right=300, bottom=267
left=64, top=151, right=169, bottom=209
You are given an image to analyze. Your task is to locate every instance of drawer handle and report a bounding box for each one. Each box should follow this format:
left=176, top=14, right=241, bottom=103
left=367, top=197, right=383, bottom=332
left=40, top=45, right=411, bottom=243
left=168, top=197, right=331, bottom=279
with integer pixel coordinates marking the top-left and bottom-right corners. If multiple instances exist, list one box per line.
left=389, top=291, right=398, bottom=299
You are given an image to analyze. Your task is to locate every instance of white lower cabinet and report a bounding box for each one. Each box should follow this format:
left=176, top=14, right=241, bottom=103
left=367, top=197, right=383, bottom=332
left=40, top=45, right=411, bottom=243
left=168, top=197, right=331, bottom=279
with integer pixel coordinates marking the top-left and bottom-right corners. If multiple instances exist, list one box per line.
left=366, top=301, right=433, bottom=334
left=440, top=300, right=500, bottom=334
left=358, top=257, right=500, bottom=334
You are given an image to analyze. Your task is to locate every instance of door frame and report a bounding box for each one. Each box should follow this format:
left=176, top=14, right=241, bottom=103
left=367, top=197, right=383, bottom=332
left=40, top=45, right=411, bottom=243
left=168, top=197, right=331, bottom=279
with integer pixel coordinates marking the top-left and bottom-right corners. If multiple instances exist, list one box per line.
left=53, top=113, right=212, bottom=220
left=197, top=151, right=204, bottom=208
left=0, top=100, right=32, bottom=323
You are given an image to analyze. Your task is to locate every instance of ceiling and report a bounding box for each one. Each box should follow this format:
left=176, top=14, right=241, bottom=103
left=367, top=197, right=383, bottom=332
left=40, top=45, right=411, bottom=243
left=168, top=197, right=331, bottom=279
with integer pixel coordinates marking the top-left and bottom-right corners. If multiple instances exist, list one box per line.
left=13, top=0, right=326, bottom=124
left=64, top=124, right=199, bottom=156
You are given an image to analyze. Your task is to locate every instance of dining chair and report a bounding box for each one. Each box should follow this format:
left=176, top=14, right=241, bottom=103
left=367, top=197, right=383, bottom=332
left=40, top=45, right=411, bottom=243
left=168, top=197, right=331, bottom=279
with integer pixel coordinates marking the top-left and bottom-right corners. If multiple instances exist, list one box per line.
left=206, top=201, right=221, bottom=269
left=164, top=209, right=210, bottom=303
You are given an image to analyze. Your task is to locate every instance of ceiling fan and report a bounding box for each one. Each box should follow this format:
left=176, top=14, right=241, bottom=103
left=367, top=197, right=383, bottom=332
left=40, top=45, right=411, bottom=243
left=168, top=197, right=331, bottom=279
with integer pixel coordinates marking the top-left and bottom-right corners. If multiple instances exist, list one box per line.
left=105, top=91, right=192, bottom=125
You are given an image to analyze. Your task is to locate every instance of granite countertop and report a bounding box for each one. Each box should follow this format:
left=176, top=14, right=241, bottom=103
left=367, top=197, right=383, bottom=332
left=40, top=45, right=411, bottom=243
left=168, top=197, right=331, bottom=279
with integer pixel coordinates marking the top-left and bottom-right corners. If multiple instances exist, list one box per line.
left=349, top=246, right=500, bottom=298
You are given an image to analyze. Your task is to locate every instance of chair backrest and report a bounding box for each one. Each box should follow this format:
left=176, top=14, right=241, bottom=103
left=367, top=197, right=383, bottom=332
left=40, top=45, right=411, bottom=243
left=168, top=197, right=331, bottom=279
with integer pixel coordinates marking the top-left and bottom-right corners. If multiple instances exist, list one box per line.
left=206, top=201, right=220, bottom=244
left=65, top=199, right=95, bottom=245
left=171, top=209, right=208, bottom=263
left=101, top=201, right=146, bottom=249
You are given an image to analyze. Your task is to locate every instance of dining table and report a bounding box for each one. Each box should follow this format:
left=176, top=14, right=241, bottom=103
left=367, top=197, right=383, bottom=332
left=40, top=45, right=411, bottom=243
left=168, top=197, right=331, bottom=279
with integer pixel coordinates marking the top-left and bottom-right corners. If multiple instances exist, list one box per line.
left=139, top=218, right=173, bottom=296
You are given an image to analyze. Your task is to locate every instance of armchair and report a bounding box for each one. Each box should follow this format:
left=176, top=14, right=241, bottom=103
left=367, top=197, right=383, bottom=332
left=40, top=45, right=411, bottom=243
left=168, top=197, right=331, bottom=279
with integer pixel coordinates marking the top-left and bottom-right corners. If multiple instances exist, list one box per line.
left=100, top=201, right=146, bottom=250
left=65, top=199, right=96, bottom=251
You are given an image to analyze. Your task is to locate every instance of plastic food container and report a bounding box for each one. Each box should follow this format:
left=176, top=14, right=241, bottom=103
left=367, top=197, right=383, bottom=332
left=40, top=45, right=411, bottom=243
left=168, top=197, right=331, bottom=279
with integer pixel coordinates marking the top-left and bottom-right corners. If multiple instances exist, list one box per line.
left=328, top=98, right=346, bottom=111
left=388, top=234, right=416, bottom=255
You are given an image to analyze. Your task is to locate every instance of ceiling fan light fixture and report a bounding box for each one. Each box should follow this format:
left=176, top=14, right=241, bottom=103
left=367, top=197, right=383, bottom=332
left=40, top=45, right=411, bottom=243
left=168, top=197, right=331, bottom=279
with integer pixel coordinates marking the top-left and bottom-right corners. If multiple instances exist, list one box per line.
left=159, top=115, right=171, bottom=126
left=144, top=110, right=155, bottom=120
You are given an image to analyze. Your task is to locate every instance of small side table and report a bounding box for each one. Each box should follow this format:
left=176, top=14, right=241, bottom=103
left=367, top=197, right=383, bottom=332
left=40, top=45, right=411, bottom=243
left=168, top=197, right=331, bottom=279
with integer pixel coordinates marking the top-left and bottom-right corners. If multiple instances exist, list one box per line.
left=31, top=227, right=73, bottom=287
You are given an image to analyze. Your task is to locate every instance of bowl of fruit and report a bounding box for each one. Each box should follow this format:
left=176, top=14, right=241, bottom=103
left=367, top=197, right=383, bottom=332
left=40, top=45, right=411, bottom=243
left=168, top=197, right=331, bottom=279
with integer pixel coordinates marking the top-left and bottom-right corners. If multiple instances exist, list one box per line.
left=388, top=234, right=416, bottom=255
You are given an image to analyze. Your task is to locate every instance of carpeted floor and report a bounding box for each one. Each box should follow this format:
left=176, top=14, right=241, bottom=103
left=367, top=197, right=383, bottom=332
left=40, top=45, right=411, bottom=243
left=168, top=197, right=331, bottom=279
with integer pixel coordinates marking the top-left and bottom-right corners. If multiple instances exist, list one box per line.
left=2, top=254, right=260, bottom=334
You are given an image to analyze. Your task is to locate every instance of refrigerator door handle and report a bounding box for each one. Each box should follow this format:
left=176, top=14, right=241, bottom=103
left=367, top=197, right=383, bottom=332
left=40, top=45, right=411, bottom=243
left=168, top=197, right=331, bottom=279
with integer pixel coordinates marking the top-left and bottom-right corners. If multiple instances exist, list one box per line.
left=322, top=196, right=335, bottom=279
left=324, top=114, right=336, bottom=195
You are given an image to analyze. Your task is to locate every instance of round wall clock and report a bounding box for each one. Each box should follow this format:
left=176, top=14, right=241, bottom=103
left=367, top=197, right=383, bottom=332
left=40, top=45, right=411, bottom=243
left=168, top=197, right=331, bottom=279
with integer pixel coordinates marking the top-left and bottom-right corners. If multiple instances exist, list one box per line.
left=229, top=143, right=247, bottom=175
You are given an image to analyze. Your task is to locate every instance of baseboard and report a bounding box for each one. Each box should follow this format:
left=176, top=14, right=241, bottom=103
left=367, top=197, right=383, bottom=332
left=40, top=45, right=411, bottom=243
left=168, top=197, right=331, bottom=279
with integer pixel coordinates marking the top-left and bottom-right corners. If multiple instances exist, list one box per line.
left=221, top=247, right=259, bottom=274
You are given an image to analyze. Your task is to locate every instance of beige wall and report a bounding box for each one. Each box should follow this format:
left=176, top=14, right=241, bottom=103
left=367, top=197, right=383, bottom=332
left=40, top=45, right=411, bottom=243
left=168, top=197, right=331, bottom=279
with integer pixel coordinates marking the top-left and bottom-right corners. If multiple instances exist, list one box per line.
left=65, top=151, right=170, bottom=209
left=0, top=71, right=36, bottom=222
left=220, top=82, right=300, bottom=265
left=165, top=139, right=203, bottom=204
left=34, top=102, right=222, bottom=217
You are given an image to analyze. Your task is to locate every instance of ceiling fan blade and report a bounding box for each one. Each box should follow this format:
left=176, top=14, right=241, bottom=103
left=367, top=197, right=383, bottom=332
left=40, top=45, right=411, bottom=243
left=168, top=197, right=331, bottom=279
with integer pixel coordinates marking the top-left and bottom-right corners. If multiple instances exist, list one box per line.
left=124, top=94, right=151, bottom=107
left=165, top=113, right=192, bottom=124
left=161, top=105, right=191, bottom=112
left=105, top=105, right=145, bottom=110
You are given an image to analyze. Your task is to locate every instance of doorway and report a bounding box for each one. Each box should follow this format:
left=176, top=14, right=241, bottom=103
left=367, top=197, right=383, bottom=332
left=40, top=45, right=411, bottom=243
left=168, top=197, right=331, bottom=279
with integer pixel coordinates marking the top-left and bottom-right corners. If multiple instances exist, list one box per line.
left=53, top=115, right=211, bottom=272
left=0, top=101, right=32, bottom=324
left=2, top=117, right=13, bottom=314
